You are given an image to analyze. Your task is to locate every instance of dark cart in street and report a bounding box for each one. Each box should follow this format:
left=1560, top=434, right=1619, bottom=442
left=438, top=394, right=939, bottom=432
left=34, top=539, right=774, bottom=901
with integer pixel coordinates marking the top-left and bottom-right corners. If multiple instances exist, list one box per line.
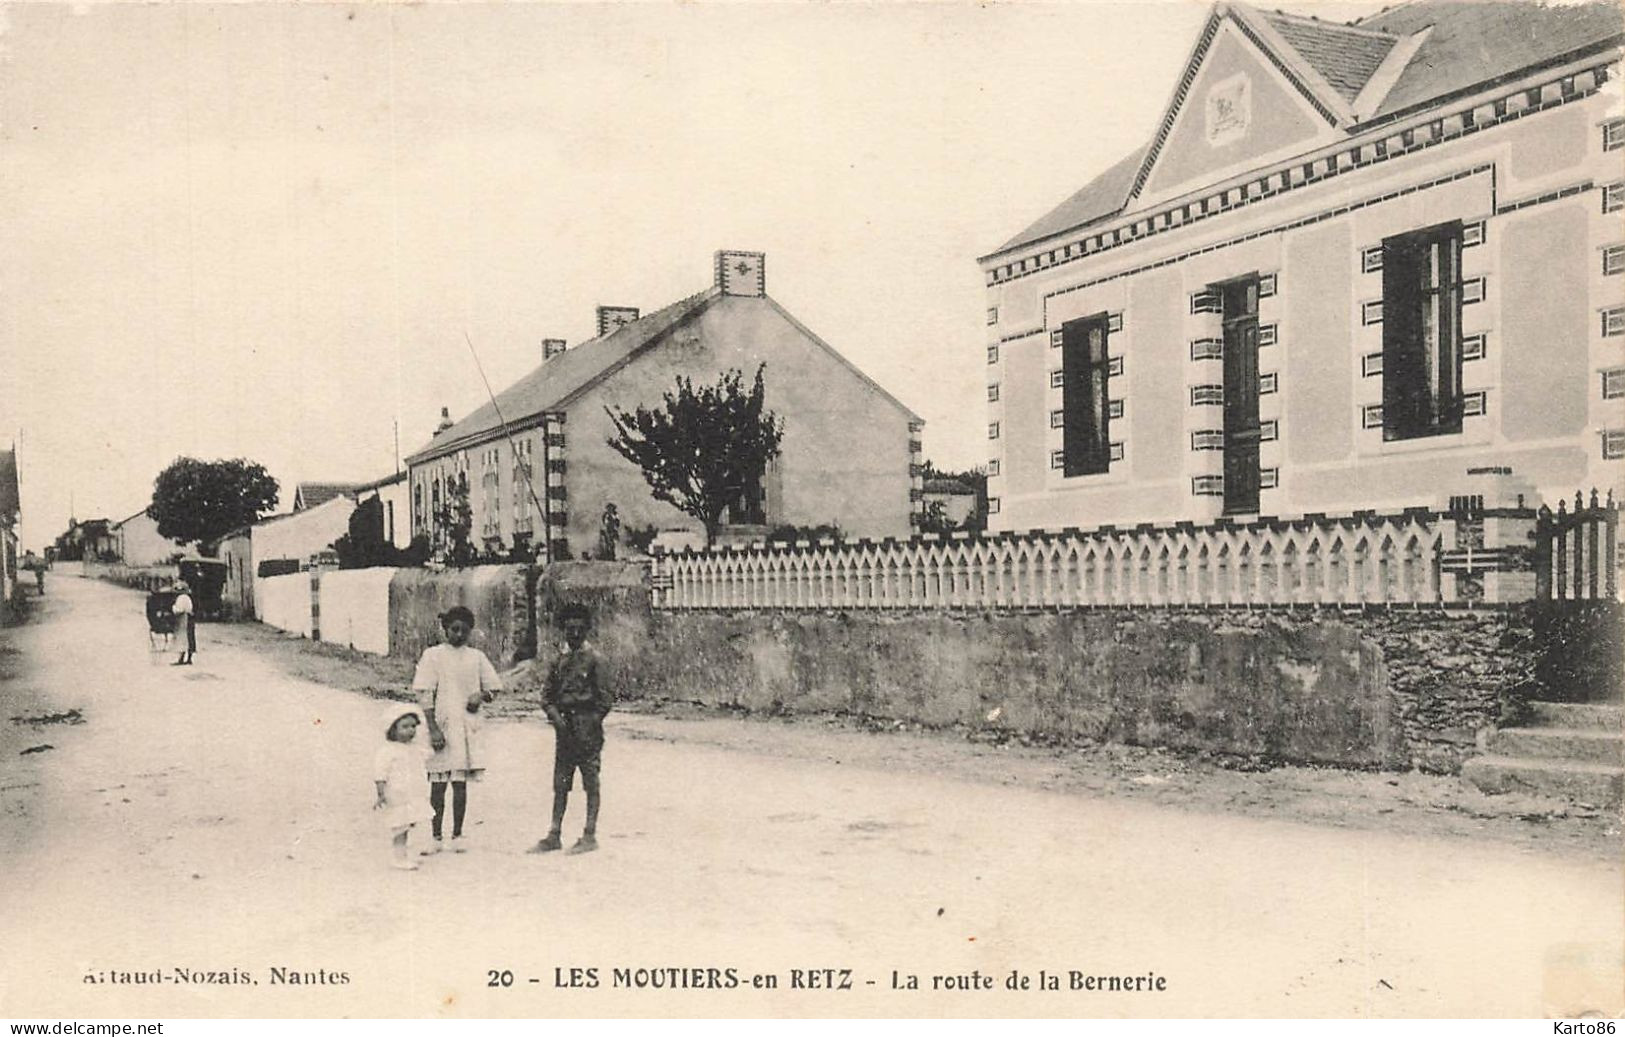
left=177, top=558, right=228, bottom=620
left=145, top=590, right=177, bottom=650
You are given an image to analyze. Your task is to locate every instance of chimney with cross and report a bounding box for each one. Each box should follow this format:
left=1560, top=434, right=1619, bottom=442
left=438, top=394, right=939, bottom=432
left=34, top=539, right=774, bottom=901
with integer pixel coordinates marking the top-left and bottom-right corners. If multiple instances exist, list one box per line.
left=595, top=307, right=640, bottom=337
left=715, top=250, right=766, bottom=297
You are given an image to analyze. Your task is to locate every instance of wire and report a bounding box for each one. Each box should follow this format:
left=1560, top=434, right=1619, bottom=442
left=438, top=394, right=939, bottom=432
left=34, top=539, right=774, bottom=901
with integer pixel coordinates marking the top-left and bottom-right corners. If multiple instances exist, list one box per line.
left=463, top=331, right=553, bottom=563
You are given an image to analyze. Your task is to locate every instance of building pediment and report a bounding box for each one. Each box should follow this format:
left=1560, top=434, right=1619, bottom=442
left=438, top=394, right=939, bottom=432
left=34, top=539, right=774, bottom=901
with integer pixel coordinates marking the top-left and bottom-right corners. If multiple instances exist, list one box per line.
left=1130, top=6, right=1369, bottom=211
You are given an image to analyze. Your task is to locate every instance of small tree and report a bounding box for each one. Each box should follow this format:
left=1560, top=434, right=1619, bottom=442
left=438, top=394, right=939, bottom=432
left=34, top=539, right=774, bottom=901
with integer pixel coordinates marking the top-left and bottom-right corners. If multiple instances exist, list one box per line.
left=148, top=457, right=279, bottom=554
left=917, top=500, right=957, bottom=536
left=435, top=474, right=475, bottom=568
left=606, top=365, right=784, bottom=546
left=334, top=496, right=390, bottom=569
left=336, top=496, right=435, bottom=569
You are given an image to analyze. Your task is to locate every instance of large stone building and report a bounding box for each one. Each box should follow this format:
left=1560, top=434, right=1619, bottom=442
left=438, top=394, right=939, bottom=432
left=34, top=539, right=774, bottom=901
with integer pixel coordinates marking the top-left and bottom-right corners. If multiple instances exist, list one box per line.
left=980, top=1, right=1624, bottom=532
left=405, top=250, right=923, bottom=559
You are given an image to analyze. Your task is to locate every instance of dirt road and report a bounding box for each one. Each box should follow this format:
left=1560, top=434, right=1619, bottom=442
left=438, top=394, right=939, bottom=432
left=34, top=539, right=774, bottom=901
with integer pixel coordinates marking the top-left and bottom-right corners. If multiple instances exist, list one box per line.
left=1, top=576, right=1619, bottom=1018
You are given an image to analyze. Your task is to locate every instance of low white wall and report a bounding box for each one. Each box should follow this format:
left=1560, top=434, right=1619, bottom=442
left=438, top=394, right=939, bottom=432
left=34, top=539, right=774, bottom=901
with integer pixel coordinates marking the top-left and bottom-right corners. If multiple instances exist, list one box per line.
left=317, top=567, right=397, bottom=655
left=258, top=572, right=312, bottom=637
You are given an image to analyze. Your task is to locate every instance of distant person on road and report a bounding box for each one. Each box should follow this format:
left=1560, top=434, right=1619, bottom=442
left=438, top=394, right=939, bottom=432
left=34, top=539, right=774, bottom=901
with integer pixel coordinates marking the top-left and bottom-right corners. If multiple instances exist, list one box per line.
left=530, top=602, right=612, bottom=856
left=414, top=606, right=502, bottom=854
left=23, top=552, right=43, bottom=595
left=374, top=705, right=432, bottom=871
left=171, top=581, right=195, bottom=666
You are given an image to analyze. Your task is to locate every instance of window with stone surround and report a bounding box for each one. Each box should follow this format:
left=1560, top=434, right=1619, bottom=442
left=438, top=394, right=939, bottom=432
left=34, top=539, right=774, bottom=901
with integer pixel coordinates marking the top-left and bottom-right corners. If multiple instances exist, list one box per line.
left=1603, top=367, right=1625, bottom=400
left=1604, top=244, right=1625, bottom=277
left=1382, top=221, right=1465, bottom=441
left=1604, top=429, right=1625, bottom=460
left=1604, top=118, right=1625, bottom=151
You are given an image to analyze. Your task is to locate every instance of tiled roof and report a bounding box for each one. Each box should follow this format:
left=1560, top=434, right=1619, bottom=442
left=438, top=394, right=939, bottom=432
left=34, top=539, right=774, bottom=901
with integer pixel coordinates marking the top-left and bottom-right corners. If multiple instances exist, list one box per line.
left=0, top=450, right=17, bottom=523
left=995, top=144, right=1149, bottom=255
left=1356, top=1, right=1624, bottom=119
left=294, top=482, right=360, bottom=510
left=407, top=288, right=722, bottom=465
left=1262, top=11, right=1398, bottom=102
left=409, top=284, right=922, bottom=465
left=354, top=470, right=407, bottom=493
left=989, top=1, right=1623, bottom=259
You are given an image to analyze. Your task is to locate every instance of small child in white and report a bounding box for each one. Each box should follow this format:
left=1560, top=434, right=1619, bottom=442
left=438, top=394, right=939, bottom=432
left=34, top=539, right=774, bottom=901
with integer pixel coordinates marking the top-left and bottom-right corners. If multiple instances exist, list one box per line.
left=374, top=704, right=432, bottom=871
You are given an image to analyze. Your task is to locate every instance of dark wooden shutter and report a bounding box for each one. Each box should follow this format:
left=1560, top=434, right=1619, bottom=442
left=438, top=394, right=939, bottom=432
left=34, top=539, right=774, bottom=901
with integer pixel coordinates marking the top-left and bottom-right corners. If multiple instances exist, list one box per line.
left=1381, top=236, right=1424, bottom=440
left=1062, top=316, right=1109, bottom=476
left=1221, top=278, right=1261, bottom=514
left=1436, top=234, right=1464, bottom=434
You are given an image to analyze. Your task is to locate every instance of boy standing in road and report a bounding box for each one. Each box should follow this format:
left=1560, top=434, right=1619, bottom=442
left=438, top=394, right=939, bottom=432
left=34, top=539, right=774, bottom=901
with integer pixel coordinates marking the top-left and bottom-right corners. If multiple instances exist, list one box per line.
left=530, top=602, right=611, bottom=855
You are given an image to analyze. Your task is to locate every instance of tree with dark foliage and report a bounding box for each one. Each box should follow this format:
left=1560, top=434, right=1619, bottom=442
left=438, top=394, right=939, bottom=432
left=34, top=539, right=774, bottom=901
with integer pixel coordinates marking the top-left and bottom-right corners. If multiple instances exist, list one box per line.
left=148, top=457, right=279, bottom=554
left=334, top=495, right=430, bottom=569
left=605, top=365, right=784, bottom=546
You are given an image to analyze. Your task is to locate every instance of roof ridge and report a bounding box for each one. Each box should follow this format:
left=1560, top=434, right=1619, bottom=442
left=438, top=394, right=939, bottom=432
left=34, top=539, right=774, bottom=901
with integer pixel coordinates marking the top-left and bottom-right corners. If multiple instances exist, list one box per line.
left=406, top=285, right=725, bottom=465
left=550, top=286, right=725, bottom=411
left=1263, top=6, right=1399, bottom=39
left=1350, top=0, right=1424, bottom=28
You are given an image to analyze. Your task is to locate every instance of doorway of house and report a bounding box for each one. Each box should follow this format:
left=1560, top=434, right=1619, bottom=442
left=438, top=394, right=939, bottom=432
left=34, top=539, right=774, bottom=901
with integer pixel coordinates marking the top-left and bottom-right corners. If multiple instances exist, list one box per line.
left=1221, top=275, right=1261, bottom=516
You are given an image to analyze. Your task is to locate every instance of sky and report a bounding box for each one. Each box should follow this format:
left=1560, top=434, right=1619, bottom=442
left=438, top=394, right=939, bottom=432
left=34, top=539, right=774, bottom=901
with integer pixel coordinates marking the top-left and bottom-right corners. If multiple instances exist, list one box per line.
left=0, top=0, right=1388, bottom=551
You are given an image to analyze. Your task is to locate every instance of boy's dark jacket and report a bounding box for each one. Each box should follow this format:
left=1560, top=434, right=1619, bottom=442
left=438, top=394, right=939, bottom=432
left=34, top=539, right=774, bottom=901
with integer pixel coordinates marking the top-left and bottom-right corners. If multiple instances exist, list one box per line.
left=544, top=645, right=613, bottom=716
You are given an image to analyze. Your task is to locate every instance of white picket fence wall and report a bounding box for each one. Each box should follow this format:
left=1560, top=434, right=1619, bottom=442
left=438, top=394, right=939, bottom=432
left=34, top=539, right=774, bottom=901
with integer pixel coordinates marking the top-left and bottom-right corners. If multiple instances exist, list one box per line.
left=652, top=511, right=1453, bottom=610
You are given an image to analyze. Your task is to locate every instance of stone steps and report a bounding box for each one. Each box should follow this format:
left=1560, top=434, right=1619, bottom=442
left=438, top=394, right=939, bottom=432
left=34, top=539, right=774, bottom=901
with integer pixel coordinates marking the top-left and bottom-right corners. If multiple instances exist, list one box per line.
left=1488, top=727, right=1623, bottom=766
left=1463, top=701, right=1622, bottom=808
left=1461, top=755, right=1622, bottom=807
left=1527, top=701, right=1624, bottom=732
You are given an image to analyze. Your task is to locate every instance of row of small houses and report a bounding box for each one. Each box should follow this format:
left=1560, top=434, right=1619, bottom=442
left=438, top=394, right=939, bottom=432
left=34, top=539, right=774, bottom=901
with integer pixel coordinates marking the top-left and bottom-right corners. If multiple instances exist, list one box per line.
left=209, top=477, right=410, bottom=620
left=70, top=476, right=409, bottom=621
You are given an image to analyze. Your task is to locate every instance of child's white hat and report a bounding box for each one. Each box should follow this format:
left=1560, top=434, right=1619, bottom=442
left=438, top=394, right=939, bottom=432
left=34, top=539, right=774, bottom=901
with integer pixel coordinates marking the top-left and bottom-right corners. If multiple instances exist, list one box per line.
left=383, top=702, right=424, bottom=737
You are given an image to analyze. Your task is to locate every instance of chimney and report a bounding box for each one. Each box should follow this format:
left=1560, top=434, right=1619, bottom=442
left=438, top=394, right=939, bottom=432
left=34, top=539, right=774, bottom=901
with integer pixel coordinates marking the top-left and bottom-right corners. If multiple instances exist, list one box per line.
left=433, top=406, right=453, bottom=436
left=543, top=338, right=568, bottom=360
left=715, top=250, right=765, bottom=297
left=595, top=306, right=640, bottom=337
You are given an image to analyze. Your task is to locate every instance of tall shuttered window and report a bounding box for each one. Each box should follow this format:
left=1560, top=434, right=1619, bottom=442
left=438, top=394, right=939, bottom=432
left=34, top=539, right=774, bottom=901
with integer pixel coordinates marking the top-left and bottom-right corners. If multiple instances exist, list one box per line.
left=1382, top=222, right=1464, bottom=441
left=1060, top=314, right=1112, bottom=476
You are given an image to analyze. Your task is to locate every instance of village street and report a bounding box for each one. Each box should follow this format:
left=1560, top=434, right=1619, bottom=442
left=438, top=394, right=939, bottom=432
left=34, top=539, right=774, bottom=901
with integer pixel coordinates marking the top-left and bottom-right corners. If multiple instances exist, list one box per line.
left=0, top=575, right=1620, bottom=1019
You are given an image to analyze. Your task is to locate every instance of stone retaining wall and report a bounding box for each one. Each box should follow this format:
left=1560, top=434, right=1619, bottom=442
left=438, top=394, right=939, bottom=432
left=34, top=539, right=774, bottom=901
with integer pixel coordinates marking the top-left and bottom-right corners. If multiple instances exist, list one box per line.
left=389, top=565, right=532, bottom=666
left=536, top=563, right=1533, bottom=773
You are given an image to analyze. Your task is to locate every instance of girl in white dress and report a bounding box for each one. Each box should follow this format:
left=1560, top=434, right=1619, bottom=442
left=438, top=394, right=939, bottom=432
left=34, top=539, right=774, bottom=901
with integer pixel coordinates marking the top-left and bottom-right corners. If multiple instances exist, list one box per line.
left=414, top=606, right=503, bottom=853
left=374, top=705, right=431, bottom=871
